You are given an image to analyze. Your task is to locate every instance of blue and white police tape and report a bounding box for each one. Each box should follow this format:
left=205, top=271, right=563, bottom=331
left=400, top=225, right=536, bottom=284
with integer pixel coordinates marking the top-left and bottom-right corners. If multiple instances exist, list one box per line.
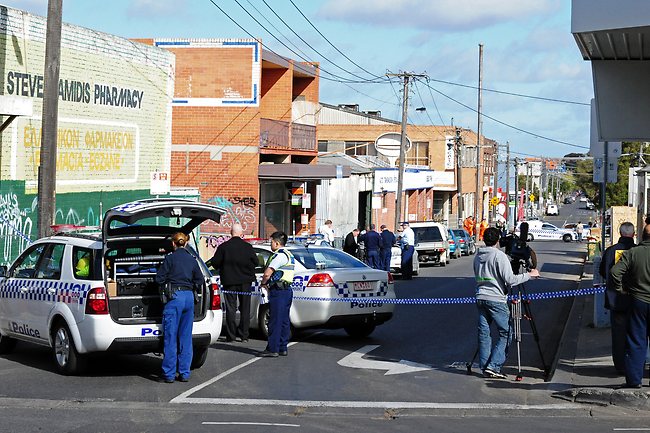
left=220, top=285, right=606, bottom=305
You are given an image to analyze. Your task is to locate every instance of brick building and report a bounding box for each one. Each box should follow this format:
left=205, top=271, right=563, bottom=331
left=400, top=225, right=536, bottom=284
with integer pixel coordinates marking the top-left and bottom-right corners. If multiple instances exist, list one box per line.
left=139, top=38, right=348, bottom=245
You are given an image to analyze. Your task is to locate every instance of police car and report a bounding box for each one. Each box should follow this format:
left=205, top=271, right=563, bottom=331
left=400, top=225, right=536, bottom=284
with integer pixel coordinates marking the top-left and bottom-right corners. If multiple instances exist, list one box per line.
left=0, top=199, right=225, bottom=375
left=516, top=220, right=575, bottom=242
left=226, top=244, right=395, bottom=338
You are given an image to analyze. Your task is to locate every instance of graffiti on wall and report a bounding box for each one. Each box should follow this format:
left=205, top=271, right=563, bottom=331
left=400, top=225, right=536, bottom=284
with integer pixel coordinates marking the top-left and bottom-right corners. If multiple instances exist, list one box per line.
left=200, top=234, right=231, bottom=259
left=206, top=195, right=258, bottom=235
left=0, top=192, right=34, bottom=263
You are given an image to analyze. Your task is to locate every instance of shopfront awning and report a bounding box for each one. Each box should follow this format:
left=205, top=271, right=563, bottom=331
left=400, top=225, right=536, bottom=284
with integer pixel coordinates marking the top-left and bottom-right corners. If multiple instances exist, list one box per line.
left=258, top=163, right=351, bottom=181
left=572, top=0, right=650, bottom=140
left=0, top=95, right=33, bottom=133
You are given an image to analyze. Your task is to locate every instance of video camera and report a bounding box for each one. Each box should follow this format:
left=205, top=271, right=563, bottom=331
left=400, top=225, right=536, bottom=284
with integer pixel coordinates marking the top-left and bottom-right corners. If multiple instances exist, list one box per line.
left=499, top=222, right=533, bottom=273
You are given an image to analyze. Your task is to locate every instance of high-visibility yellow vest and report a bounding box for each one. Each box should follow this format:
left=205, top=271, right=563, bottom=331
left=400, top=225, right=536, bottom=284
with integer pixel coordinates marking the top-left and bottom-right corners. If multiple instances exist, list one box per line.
left=266, top=248, right=295, bottom=285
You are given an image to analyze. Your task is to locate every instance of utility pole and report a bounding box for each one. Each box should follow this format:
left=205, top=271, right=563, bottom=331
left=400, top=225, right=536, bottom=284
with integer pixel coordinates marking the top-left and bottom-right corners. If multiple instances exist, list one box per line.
left=513, top=158, right=519, bottom=224
left=505, top=141, right=510, bottom=226
left=491, top=145, right=498, bottom=222
left=456, top=127, right=463, bottom=227
left=37, top=0, right=63, bottom=238
left=386, top=71, right=427, bottom=232
left=525, top=162, right=531, bottom=219
left=474, top=43, right=484, bottom=236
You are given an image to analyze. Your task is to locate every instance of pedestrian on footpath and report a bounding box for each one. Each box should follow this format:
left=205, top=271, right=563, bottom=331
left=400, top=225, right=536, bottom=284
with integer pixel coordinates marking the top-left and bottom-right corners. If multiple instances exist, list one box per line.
left=599, top=221, right=635, bottom=375
left=207, top=223, right=258, bottom=343
left=379, top=224, right=396, bottom=272
left=474, top=227, right=540, bottom=379
left=258, top=231, right=295, bottom=358
left=360, top=224, right=383, bottom=269
left=155, top=232, right=204, bottom=383
left=610, top=224, right=650, bottom=388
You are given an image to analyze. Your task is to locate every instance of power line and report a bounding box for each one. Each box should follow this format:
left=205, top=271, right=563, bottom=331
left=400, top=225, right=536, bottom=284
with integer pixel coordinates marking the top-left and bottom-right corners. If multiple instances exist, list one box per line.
left=428, top=77, right=590, bottom=106
left=260, top=0, right=385, bottom=84
left=212, top=0, right=380, bottom=84
left=418, top=79, right=589, bottom=150
left=288, top=0, right=387, bottom=83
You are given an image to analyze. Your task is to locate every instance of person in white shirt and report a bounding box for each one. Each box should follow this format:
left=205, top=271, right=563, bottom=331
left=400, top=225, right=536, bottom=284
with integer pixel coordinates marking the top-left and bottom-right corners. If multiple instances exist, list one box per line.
left=319, top=220, right=335, bottom=245
left=399, top=222, right=416, bottom=279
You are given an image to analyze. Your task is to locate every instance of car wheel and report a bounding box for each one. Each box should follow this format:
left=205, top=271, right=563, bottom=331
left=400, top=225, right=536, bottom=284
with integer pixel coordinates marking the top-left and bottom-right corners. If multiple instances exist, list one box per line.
left=52, top=322, right=85, bottom=375
left=258, top=305, right=270, bottom=339
left=0, top=331, right=17, bottom=354
left=344, top=323, right=376, bottom=338
left=258, top=305, right=292, bottom=341
left=563, top=234, right=573, bottom=243
left=191, top=345, right=209, bottom=369
left=527, top=234, right=534, bottom=242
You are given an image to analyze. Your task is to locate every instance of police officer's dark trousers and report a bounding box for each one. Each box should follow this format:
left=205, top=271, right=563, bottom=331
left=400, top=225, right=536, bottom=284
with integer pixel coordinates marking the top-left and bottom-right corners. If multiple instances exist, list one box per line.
left=266, top=285, right=293, bottom=353
left=624, top=297, right=650, bottom=386
left=223, top=283, right=252, bottom=341
left=401, top=245, right=414, bottom=279
left=162, top=290, right=194, bottom=381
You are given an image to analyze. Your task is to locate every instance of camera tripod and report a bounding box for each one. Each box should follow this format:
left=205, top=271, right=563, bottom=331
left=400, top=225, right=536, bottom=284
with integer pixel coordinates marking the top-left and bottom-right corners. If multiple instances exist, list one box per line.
left=466, top=268, right=549, bottom=381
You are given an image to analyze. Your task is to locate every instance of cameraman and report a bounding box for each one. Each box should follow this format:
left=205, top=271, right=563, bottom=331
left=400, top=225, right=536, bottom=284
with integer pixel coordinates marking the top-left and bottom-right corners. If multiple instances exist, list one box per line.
left=474, top=227, right=540, bottom=379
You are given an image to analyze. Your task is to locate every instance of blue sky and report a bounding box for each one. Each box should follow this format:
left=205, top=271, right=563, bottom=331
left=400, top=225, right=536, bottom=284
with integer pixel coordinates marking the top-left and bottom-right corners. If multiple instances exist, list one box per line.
left=7, top=0, right=593, bottom=158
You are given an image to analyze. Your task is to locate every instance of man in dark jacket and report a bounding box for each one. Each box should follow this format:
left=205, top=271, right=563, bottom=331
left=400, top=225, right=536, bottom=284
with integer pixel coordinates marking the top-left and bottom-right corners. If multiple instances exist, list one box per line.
left=360, top=224, right=383, bottom=269
left=611, top=224, right=650, bottom=388
left=208, top=223, right=258, bottom=342
left=599, top=221, right=635, bottom=374
left=343, top=228, right=360, bottom=258
left=379, top=225, right=396, bottom=272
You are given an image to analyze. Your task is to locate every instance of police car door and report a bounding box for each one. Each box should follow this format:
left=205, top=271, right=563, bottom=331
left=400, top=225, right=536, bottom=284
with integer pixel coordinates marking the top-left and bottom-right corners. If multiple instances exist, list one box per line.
left=0, top=243, right=48, bottom=342
left=540, top=223, right=560, bottom=240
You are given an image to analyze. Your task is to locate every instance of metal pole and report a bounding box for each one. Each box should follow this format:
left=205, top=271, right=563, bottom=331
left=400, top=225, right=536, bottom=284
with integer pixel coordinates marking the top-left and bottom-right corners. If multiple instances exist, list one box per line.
left=456, top=127, right=463, bottom=226
left=394, top=74, right=410, bottom=232
left=505, top=141, right=510, bottom=226
left=602, top=141, right=608, bottom=253
left=491, top=145, right=498, bottom=223
left=37, top=0, right=63, bottom=238
left=474, top=43, right=484, bottom=234
left=513, top=158, right=519, bottom=225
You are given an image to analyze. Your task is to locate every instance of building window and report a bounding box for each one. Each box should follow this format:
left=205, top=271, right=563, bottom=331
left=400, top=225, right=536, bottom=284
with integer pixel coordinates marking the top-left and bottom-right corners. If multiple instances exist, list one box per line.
left=461, top=146, right=477, bottom=168
left=344, top=141, right=371, bottom=156
left=318, top=140, right=328, bottom=152
left=406, top=141, right=429, bottom=166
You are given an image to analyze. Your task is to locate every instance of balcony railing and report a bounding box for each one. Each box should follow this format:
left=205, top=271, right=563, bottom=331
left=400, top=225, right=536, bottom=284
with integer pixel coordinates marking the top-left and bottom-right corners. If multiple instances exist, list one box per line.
left=260, top=118, right=316, bottom=152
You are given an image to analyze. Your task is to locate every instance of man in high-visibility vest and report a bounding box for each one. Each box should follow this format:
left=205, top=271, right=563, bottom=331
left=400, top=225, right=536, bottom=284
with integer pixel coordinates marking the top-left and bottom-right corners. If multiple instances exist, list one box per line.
left=258, top=231, right=295, bottom=358
left=464, top=216, right=475, bottom=237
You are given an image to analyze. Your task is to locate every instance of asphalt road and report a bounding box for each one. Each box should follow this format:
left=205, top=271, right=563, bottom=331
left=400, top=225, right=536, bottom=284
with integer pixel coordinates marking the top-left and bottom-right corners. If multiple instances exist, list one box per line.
left=3, top=204, right=650, bottom=432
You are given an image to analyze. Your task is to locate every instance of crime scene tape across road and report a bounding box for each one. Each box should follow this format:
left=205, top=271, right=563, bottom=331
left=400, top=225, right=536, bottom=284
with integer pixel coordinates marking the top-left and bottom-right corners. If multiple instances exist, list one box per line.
left=220, top=285, right=606, bottom=306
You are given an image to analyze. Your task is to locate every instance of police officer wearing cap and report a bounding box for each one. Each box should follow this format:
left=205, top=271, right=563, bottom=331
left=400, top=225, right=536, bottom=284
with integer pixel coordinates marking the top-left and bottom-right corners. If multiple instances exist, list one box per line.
left=258, top=231, right=295, bottom=358
left=155, top=232, right=204, bottom=383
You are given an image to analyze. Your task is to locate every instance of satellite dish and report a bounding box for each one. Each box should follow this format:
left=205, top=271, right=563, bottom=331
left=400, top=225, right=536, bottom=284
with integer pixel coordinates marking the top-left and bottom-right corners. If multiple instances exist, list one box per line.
left=375, top=132, right=411, bottom=166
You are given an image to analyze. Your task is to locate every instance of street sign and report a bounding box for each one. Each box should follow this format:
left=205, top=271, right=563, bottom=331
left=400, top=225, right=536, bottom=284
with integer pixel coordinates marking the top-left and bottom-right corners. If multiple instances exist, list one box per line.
left=150, top=171, right=170, bottom=195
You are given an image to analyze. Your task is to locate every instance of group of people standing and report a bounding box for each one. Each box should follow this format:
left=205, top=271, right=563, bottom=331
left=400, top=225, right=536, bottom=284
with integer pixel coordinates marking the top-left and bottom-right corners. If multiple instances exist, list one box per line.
left=154, top=223, right=295, bottom=383
left=343, top=222, right=415, bottom=279
left=464, top=215, right=489, bottom=241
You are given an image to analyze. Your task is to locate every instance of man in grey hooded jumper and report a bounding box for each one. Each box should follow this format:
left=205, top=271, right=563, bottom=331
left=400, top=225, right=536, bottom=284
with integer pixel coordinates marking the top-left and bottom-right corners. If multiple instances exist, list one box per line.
left=474, top=227, right=540, bottom=379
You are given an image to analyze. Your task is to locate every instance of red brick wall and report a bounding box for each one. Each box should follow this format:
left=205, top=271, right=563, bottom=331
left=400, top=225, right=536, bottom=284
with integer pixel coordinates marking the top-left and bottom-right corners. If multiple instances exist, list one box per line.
left=261, top=67, right=292, bottom=121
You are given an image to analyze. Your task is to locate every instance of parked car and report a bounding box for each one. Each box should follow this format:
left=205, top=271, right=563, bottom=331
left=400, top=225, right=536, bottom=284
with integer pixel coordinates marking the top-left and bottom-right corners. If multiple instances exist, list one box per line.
left=546, top=204, right=559, bottom=216
left=246, top=244, right=396, bottom=338
left=579, top=196, right=588, bottom=202
left=410, top=222, right=449, bottom=266
left=585, top=201, right=596, bottom=210
left=447, top=228, right=461, bottom=259
left=0, top=199, right=225, bottom=375
left=389, top=244, right=420, bottom=277
left=452, top=229, right=476, bottom=256
left=563, top=223, right=592, bottom=238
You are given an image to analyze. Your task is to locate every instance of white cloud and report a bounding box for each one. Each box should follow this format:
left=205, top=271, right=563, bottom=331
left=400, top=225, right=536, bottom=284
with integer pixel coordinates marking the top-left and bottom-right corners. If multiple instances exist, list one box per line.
left=318, top=0, right=561, bottom=31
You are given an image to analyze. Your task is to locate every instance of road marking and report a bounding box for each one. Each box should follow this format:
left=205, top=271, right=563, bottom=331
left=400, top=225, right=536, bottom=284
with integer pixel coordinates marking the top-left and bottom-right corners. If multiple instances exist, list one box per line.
left=613, top=429, right=650, bottom=431
left=337, top=344, right=431, bottom=375
left=202, top=422, right=300, bottom=427
left=170, top=341, right=299, bottom=404
left=179, top=397, right=580, bottom=410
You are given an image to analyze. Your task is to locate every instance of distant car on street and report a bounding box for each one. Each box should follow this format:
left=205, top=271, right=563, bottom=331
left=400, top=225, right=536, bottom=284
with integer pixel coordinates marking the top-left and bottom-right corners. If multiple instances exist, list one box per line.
left=390, top=245, right=420, bottom=277
left=579, top=196, right=588, bottom=202
left=585, top=201, right=596, bottom=210
left=452, top=229, right=476, bottom=256
left=546, top=204, right=559, bottom=216
left=447, top=228, right=461, bottom=259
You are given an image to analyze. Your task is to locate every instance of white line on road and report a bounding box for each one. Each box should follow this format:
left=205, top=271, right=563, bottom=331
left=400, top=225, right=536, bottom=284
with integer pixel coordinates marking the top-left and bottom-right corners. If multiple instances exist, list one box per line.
left=202, top=422, right=300, bottom=427
left=177, top=397, right=580, bottom=410
left=613, top=429, right=650, bottom=431
left=170, top=341, right=300, bottom=404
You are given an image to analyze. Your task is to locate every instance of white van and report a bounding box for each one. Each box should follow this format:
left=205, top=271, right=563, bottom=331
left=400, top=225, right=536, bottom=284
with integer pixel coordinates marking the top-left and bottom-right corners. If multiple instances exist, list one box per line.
left=409, top=222, right=450, bottom=266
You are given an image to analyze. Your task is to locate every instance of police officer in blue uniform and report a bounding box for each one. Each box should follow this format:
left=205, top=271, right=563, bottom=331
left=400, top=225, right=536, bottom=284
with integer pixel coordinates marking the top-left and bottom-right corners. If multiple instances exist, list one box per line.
left=258, top=231, right=295, bottom=358
left=155, top=232, right=204, bottom=383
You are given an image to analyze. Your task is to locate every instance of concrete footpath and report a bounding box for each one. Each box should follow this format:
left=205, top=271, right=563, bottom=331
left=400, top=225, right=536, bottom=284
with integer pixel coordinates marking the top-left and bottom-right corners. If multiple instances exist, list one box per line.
left=548, top=259, right=650, bottom=409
